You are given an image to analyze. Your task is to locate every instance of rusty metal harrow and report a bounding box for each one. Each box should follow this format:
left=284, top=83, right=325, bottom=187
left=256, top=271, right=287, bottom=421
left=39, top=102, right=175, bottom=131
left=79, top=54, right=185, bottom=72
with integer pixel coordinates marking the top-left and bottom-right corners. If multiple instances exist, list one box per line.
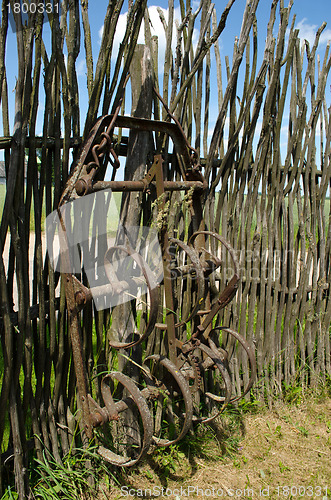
left=54, top=92, right=256, bottom=467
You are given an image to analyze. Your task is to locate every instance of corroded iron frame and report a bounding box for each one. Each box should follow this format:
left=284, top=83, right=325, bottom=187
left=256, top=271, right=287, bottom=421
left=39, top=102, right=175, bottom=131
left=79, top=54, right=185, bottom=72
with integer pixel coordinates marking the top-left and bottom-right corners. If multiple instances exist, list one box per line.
left=57, top=97, right=256, bottom=464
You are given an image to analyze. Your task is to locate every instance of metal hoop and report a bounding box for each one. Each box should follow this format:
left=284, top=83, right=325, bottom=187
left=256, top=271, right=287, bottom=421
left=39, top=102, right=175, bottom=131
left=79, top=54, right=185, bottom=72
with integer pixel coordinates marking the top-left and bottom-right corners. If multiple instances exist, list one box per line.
left=143, top=354, right=193, bottom=446
left=96, top=371, right=153, bottom=467
left=105, top=245, right=159, bottom=349
left=169, top=238, right=205, bottom=327
left=208, top=327, right=257, bottom=402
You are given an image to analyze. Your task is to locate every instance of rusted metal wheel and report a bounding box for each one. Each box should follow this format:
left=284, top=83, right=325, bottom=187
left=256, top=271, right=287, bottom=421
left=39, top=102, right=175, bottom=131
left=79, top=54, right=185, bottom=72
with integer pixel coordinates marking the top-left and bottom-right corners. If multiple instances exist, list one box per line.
left=189, top=230, right=239, bottom=307
left=92, top=371, right=153, bottom=467
left=168, top=238, right=205, bottom=327
left=104, top=245, right=159, bottom=349
left=190, top=343, right=232, bottom=423
left=208, top=327, right=257, bottom=402
left=142, top=355, right=193, bottom=446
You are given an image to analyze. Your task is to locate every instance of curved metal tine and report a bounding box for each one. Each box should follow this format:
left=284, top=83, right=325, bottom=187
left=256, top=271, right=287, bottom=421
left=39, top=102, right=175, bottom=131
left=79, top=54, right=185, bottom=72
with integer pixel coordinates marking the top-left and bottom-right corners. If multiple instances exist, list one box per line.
left=104, top=245, right=159, bottom=349
left=198, top=247, right=222, bottom=270
left=208, top=327, right=257, bottom=402
left=143, top=355, right=193, bottom=447
left=169, top=238, right=205, bottom=327
left=205, top=331, right=229, bottom=363
left=189, top=230, right=239, bottom=276
left=152, top=86, right=199, bottom=169
left=97, top=371, right=153, bottom=467
left=188, top=231, right=240, bottom=341
left=196, top=343, right=232, bottom=424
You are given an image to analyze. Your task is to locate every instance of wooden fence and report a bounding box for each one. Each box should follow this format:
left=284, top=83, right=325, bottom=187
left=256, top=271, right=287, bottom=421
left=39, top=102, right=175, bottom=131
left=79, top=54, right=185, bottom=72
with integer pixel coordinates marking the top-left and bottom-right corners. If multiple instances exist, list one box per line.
left=0, top=0, right=330, bottom=496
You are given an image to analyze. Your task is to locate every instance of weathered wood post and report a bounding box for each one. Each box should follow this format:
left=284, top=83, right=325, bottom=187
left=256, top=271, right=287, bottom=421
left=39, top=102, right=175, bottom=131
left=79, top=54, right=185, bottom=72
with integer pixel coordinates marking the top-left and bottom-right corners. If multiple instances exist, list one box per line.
left=109, top=43, right=153, bottom=451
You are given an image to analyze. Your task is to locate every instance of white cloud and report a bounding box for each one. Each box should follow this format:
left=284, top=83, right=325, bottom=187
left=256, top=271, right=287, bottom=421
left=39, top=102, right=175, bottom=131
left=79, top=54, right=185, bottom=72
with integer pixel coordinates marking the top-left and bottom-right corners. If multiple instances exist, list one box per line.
left=254, top=119, right=263, bottom=137
left=76, top=59, right=86, bottom=77
left=98, top=24, right=104, bottom=43
left=295, top=18, right=331, bottom=47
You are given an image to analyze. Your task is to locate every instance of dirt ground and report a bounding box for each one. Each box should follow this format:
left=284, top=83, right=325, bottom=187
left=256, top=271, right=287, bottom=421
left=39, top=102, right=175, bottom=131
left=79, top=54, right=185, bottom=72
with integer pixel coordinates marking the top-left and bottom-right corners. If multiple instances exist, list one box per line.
left=100, top=397, right=331, bottom=500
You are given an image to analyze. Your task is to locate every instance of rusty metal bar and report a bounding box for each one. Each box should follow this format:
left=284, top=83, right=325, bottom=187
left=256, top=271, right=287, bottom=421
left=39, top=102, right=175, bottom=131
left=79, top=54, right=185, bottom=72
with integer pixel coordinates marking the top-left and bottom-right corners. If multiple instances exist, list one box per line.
left=75, top=276, right=146, bottom=307
left=112, top=115, right=193, bottom=167
left=89, top=387, right=151, bottom=427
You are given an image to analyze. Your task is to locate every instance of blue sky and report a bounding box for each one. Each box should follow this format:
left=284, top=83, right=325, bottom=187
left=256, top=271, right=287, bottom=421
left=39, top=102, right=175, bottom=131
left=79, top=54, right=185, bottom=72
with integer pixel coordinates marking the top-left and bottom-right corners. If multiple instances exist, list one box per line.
left=1, top=0, right=330, bottom=157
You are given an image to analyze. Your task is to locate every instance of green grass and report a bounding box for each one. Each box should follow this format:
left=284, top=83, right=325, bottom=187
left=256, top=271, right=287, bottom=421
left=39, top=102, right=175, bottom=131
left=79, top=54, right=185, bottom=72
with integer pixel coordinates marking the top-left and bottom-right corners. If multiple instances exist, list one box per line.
left=1, top=379, right=330, bottom=499
left=216, top=193, right=330, bottom=242
left=0, top=183, right=47, bottom=232
left=0, top=185, right=123, bottom=234
left=1, top=441, right=116, bottom=500
left=0, top=183, right=329, bottom=241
